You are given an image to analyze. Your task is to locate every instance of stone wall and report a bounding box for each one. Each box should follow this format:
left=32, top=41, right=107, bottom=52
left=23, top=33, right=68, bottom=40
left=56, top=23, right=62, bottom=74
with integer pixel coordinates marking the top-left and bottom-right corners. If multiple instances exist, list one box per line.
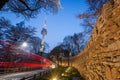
left=62, top=0, right=120, bottom=80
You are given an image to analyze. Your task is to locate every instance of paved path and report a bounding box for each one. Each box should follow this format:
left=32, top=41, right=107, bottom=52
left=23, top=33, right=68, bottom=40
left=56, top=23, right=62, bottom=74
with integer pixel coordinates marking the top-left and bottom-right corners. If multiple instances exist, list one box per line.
left=0, top=68, right=49, bottom=80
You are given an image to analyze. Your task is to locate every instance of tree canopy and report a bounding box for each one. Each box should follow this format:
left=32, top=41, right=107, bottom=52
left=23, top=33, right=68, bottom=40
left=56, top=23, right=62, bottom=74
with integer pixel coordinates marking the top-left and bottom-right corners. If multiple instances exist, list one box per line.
left=50, top=32, right=91, bottom=58
left=77, top=0, right=114, bottom=35
left=78, top=0, right=113, bottom=19
left=0, top=0, right=60, bottom=18
left=0, top=17, right=49, bottom=54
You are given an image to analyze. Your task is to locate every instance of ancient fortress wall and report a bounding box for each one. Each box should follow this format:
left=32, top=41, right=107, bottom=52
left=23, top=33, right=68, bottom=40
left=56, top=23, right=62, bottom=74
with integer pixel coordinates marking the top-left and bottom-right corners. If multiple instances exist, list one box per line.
left=62, top=0, right=120, bottom=80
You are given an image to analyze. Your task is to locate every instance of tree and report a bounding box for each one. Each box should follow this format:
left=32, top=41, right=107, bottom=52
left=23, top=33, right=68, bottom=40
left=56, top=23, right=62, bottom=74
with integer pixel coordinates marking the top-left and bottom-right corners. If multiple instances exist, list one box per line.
left=0, top=0, right=60, bottom=18
left=61, top=33, right=87, bottom=56
left=30, top=36, right=49, bottom=54
left=30, top=37, right=41, bottom=53
left=50, top=32, right=89, bottom=57
left=6, top=21, right=36, bottom=45
left=0, top=17, right=10, bottom=40
left=86, top=0, right=114, bottom=11
left=77, top=1, right=114, bottom=44
left=78, top=0, right=114, bottom=19
left=78, top=0, right=114, bottom=32
left=0, top=17, right=49, bottom=54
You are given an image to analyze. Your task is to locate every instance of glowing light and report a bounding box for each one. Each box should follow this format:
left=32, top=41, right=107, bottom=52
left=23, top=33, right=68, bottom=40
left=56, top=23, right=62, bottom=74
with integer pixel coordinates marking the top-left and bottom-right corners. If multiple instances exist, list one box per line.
left=65, top=70, right=68, bottom=72
left=61, top=73, right=64, bottom=76
left=51, top=64, right=56, bottom=69
left=52, top=78, right=57, bottom=80
left=22, top=42, right=27, bottom=47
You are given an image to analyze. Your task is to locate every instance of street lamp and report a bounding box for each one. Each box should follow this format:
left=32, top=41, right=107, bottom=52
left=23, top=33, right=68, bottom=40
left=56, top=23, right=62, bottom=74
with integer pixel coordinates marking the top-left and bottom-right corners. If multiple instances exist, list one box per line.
left=52, top=78, right=57, bottom=80
left=51, top=64, right=56, bottom=69
left=21, top=42, right=28, bottom=47
left=20, top=42, right=29, bottom=52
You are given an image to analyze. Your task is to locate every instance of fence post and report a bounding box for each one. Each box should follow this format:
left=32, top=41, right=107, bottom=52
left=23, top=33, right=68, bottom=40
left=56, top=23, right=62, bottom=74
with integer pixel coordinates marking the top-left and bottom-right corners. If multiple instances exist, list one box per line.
left=33, top=74, right=36, bottom=79
left=21, top=77, right=25, bottom=80
left=39, top=72, right=42, bottom=76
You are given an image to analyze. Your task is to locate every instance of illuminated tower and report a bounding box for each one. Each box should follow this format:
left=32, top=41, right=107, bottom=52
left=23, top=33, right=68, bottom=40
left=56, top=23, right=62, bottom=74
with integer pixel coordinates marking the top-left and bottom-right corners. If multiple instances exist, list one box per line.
left=39, top=20, right=47, bottom=56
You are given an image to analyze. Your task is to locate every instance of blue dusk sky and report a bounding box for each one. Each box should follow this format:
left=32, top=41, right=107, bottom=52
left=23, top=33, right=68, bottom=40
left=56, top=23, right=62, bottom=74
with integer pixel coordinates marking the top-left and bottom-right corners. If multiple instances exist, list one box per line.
left=0, top=0, right=88, bottom=50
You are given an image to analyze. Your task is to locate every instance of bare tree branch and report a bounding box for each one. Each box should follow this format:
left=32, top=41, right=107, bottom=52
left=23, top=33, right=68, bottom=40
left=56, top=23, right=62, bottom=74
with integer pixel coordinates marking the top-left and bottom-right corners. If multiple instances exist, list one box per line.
left=0, top=0, right=9, bottom=10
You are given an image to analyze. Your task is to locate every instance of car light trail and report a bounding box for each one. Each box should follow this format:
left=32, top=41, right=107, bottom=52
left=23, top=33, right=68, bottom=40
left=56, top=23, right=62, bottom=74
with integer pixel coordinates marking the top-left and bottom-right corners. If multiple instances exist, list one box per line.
left=0, top=39, right=52, bottom=68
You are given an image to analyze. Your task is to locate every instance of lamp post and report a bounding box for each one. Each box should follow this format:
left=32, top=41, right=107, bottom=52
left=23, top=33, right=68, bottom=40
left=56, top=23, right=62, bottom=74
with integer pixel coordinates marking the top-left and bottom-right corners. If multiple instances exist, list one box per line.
left=69, top=52, right=72, bottom=66
left=39, top=20, right=47, bottom=56
left=68, top=52, right=70, bottom=66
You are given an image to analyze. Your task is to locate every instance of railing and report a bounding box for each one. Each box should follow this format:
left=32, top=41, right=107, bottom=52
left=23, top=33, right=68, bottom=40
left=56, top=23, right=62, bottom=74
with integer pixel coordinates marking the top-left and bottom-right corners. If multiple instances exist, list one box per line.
left=21, top=69, right=51, bottom=80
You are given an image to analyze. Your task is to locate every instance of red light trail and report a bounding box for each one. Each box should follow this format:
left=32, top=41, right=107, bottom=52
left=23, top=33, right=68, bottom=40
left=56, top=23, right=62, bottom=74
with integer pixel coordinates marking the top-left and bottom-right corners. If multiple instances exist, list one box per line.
left=0, top=62, right=50, bottom=67
left=0, top=39, right=52, bottom=68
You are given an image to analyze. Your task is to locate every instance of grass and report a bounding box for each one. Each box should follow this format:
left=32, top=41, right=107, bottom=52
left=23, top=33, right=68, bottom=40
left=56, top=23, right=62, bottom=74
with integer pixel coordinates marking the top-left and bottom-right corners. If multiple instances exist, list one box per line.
left=38, top=66, right=85, bottom=80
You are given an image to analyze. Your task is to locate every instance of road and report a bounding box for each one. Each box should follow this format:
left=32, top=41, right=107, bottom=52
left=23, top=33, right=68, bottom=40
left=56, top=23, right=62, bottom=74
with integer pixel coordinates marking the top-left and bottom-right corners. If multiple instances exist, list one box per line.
left=0, top=68, right=49, bottom=80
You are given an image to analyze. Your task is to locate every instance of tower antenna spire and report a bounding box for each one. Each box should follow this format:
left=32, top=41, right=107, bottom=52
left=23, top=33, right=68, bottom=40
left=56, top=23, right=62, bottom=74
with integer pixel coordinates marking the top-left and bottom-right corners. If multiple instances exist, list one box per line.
left=58, top=0, right=63, bottom=9
left=43, top=17, right=47, bottom=29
